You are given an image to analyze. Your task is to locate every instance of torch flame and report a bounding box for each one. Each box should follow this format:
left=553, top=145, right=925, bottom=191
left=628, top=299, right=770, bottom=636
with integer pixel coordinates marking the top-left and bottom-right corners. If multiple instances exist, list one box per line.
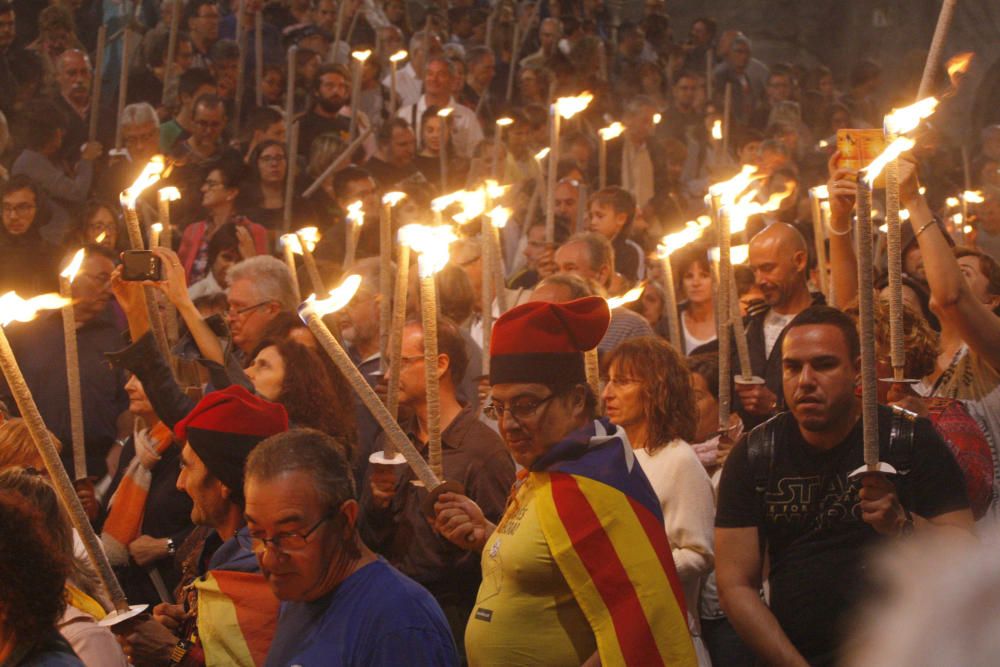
left=151, top=222, right=163, bottom=234
left=296, top=226, right=320, bottom=251
left=437, top=107, right=453, bottom=118
left=884, top=97, right=939, bottom=136
left=95, top=232, right=107, bottom=244
left=484, top=179, right=507, bottom=199
left=709, top=165, right=760, bottom=205
left=811, top=185, right=829, bottom=199
left=431, top=192, right=460, bottom=212
left=658, top=218, right=711, bottom=257
left=158, top=186, right=181, bottom=202
left=60, top=249, right=86, bottom=282
left=382, top=191, right=407, bottom=207
left=534, top=147, right=550, bottom=162
left=710, top=245, right=749, bottom=266
left=946, top=196, right=960, bottom=208
left=487, top=206, right=511, bottom=229
left=121, top=156, right=165, bottom=209
left=728, top=183, right=795, bottom=234
left=963, top=190, right=985, bottom=204
left=606, top=284, right=645, bottom=310
left=389, top=50, right=407, bottom=63
left=346, top=201, right=364, bottom=227
left=0, top=291, right=70, bottom=327
left=711, top=120, right=722, bottom=141
left=554, top=92, right=593, bottom=120
left=599, top=122, right=624, bottom=141
left=453, top=188, right=487, bottom=224
left=496, top=117, right=513, bottom=127
left=652, top=112, right=662, bottom=125
left=862, top=137, right=916, bottom=186
left=281, top=233, right=303, bottom=255
left=946, top=52, right=974, bottom=84
left=398, top=224, right=457, bottom=278
left=351, top=49, right=372, bottom=62
left=304, top=274, right=362, bottom=316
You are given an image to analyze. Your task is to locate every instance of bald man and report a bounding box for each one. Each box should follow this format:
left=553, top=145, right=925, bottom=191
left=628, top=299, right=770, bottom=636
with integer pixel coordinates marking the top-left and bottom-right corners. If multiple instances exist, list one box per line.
left=735, top=223, right=822, bottom=426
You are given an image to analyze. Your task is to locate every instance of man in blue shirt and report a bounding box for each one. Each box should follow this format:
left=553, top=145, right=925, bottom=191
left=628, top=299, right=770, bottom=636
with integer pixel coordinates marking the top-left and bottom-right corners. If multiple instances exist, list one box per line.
left=244, top=428, right=458, bottom=667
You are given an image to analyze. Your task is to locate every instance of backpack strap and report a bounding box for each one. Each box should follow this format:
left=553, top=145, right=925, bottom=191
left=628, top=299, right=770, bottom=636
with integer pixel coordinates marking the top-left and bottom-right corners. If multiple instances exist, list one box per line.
left=745, top=412, right=786, bottom=560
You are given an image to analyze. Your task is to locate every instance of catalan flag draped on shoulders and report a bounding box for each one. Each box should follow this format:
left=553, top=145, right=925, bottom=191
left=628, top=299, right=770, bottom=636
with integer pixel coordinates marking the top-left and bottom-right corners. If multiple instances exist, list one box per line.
left=466, top=296, right=697, bottom=666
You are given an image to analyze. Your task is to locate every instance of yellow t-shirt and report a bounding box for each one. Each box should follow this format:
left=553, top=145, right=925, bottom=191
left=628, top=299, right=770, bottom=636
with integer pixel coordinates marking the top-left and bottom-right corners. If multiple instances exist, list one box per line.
left=465, top=477, right=596, bottom=666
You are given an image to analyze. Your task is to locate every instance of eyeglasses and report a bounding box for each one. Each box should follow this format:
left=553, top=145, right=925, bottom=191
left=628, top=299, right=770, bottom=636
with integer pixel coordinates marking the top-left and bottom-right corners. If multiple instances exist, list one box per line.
left=605, top=376, right=640, bottom=387
left=203, top=179, right=226, bottom=189
left=2, top=203, right=35, bottom=216
left=229, top=301, right=272, bottom=317
left=483, top=393, right=556, bottom=422
left=240, top=512, right=336, bottom=554
left=258, top=155, right=286, bottom=165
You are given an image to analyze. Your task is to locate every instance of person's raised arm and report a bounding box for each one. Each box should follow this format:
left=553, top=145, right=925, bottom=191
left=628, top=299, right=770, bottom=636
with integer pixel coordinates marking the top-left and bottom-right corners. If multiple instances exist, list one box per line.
left=899, top=157, right=1000, bottom=371
left=716, top=526, right=810, bottom=667
left=826, top=151, right=859, bottom=309
left=110, top=265, right=150, bottom=341
left=149, top=247, right=225, bottom=367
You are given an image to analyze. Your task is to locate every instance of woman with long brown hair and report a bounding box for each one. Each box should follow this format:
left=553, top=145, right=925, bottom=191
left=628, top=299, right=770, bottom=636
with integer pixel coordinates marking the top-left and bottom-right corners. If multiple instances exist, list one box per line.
left=602, top=336, right=715, bottom=666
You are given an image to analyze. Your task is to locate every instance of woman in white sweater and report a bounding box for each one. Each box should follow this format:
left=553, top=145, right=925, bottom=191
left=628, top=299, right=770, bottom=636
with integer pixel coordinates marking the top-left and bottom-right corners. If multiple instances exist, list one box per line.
left=602, top=336, right=716, bottom=666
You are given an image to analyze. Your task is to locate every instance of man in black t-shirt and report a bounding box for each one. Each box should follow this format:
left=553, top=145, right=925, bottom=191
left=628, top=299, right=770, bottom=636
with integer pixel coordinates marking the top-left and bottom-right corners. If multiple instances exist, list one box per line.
left=716, top=306, right=972, bottom=667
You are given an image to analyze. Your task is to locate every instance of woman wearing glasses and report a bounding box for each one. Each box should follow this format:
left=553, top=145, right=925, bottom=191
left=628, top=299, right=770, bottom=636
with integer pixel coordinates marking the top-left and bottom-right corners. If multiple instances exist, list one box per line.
left=602, top=336, right=716, bottom=666
left=239, top=140, right=315, bottom=233
left=176, top=156, right=268, bottom=284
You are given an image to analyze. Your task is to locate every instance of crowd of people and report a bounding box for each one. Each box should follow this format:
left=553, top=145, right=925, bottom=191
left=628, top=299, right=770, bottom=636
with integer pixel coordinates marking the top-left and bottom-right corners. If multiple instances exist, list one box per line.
left=0, top=0, right=998, bottom=666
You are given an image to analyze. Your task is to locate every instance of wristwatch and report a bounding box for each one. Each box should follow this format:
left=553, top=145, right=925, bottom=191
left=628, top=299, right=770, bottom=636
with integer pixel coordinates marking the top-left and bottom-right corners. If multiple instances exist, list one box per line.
left=165, top=538, right=177, bottom=556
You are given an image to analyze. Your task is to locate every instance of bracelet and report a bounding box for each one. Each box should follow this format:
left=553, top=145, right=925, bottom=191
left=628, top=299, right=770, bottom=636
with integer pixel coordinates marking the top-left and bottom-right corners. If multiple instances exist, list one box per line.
left=914, top=219, right=936, bottom=239
left=828, top=223, right=852, bottom=236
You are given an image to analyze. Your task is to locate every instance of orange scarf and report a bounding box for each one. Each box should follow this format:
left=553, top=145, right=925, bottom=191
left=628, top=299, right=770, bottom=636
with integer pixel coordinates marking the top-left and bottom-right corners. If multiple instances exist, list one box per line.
left=101, top=422, right=174, bottom=567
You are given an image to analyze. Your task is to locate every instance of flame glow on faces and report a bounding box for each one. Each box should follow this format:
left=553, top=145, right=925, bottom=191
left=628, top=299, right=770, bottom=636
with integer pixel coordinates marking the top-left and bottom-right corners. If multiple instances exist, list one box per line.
left=658, top=218, right=712, bottom=257
left=383, top=191, right=407, bottom=207
left=599, top=122, right=624, bottom=141
left=60, top=249, right=85, bottom=282
left=296, top=226, right=320, bottom=251
left=606, top=284, right=644, bottom=310
left=862, top=137, right=916, bottom=186
left=346, top=201, right=364, bottom=228
left=710, top=244, right=749, bottom=265
left=883, top=97, right=939, bottom=136
left=398, top=224, right=457, bottom=278
left=711, top=120, right=722, bottom=141
left=158, top=186, right=181, bottom=203
left=389, top=50, right=408, bottom=63
left=0, top=291, right=70, bottom=326
left=351, top=49, right=372, bottom=62
left=280, top=234, right=304, bottom=255
left=487, top=206, right=511, bottom=229
left=963, top=190, right=985, bottom=204
left=121, top=156, right=165, bottom=209
left=304, top=274, right=361, bottom=315
left=554, top=93, right=593, bottom=120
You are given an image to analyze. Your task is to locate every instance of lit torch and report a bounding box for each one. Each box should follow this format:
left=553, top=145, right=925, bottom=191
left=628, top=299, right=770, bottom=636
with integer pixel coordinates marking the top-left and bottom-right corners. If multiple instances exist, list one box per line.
left=59, top=250, right=86, bottom=480
left=343, top=200, right=364, bottom=270
left=547, top=93, right=593, bottom=241
left=598, top=121, right=624, bottom=189
left=295, top=226, right=325, bottom=295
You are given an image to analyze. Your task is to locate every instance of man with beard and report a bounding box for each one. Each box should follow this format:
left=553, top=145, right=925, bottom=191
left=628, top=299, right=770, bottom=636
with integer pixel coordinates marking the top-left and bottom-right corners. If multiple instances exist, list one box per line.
left=298, top=64, right=374, bottom=160
left=734, top=222, right=822, bottom=427
left=715, top=306, right=972, bottom=666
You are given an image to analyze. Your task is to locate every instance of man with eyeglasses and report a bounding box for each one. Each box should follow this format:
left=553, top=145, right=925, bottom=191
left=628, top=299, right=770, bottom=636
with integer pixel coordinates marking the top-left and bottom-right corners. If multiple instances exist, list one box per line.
left=360, top=318, right=513, bottom=659
left=433, top=296, right=697, bottom=666
left=118, top=386, right=288, bottom=667
left=184, top=0, right=222, bottom=70
left=0, top=175, right=62, bottom=295
left=244, top=428, right=458, bottom=666
left=0, top=244, right=127, bottom=483
left=226, top=255, right=300, bottom=359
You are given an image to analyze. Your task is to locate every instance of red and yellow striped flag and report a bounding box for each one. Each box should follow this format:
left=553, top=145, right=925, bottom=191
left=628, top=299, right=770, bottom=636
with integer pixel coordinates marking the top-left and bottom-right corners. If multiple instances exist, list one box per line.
left=195, top=570, right=280, bottom=666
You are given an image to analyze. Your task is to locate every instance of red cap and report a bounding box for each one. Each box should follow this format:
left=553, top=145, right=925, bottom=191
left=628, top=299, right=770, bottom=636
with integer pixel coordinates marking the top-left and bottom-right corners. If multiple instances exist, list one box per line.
left=175, top=386, right=289, bottom=499
left=489, top=296, right=610, bottom=385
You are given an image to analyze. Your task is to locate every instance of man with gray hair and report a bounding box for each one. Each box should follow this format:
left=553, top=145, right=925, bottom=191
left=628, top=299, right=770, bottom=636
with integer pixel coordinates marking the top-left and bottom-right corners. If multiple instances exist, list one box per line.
left=520, top=17, right=562, bottom=69
left=243, top=428, right=458, bottom=666
left=382, top=29, right=444, bottom=109
left=551, top=232, right=653, bottom=353
left=712, top=31, right=767, bottom=126
left=226, top=256, right=299, bottom=358
left=52, top=48, right=108, bottom=163
left=97, top=102, right=162, bottom=201
left=397, top=56, right=484, bottom=159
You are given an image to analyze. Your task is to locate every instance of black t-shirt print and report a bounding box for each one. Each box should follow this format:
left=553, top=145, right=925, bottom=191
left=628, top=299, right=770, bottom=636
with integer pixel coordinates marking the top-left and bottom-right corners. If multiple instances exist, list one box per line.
left=716, top=405, right=969, bottom=665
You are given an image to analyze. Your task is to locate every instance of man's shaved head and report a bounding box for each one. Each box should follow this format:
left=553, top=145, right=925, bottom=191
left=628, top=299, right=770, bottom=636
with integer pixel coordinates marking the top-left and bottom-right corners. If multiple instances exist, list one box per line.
left=748, top=223, right=809, bottom=310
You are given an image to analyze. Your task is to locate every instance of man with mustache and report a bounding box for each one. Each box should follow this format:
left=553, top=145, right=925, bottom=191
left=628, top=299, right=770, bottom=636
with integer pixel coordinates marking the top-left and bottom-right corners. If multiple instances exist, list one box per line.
left=736, top=222, right=822, bottom=427
left=715, top=305, right=972, bottom=667
left=298, top=63, right=375, bottom=160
